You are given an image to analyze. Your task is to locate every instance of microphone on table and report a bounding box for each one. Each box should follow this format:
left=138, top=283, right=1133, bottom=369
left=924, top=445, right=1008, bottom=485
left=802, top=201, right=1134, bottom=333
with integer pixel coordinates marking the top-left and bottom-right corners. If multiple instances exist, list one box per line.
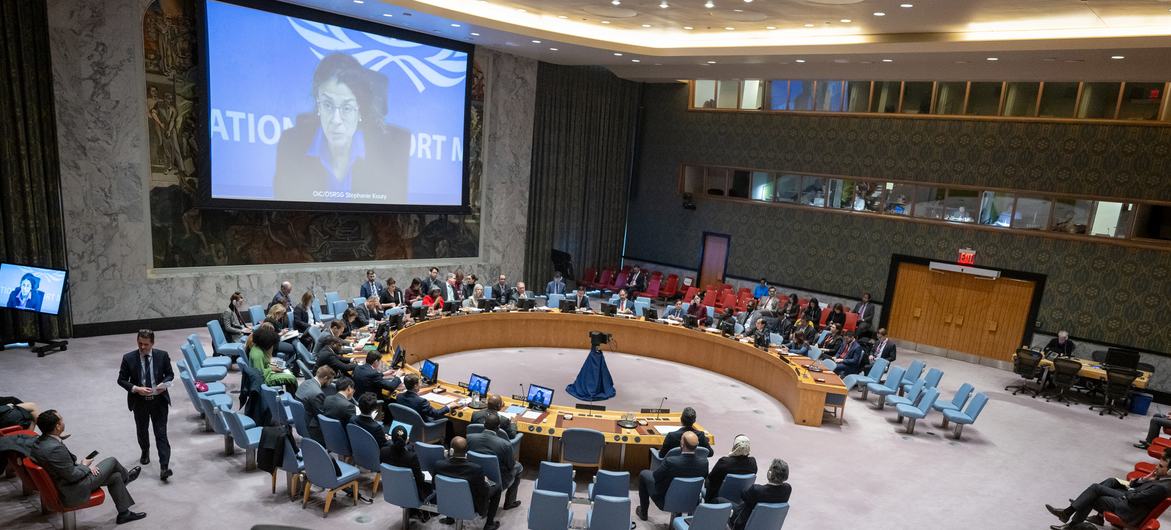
left=656, top=396, right=668, bottom=421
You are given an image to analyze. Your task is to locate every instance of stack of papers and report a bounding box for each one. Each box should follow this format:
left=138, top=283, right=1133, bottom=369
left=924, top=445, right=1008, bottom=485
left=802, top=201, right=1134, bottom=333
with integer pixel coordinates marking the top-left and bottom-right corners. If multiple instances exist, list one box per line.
left=424, top=393, right=458, bottom=405
left=521, top=410, right=543, bottom=421
left=653, top=425, right=678, bottom=435
left=501, top=405, right=527, bottom=419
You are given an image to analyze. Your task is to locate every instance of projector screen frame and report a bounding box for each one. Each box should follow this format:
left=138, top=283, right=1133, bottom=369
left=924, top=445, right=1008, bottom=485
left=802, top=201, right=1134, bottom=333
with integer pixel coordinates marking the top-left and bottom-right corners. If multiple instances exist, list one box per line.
left=194, top=0, right=475, bottom=214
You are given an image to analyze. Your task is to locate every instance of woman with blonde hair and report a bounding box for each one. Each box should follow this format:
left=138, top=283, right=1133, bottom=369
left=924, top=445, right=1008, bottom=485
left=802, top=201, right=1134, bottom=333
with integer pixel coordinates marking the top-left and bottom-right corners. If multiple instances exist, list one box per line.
left=462, top=283, right=485, bottom=309
left=705, top=434, right=758, bottom=503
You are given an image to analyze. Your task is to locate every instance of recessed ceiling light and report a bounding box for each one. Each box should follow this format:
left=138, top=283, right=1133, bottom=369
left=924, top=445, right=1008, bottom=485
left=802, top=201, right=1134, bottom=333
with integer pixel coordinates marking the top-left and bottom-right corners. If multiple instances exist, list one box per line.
left=986, top=57, right=998, bottom=61
left=450, top=23, right=461, bottom=27
left=704, top=0, right=714, bottom=8
left=613, top=52, right=623, bottom=56
left=725, top=27, right=735, bottom=30
left=804, top=23, right=814, bottom=27
left=353, top=0, right=364, bottom=3
left=733, top=9, right=743, bottom=13
left=795, top=59, right=806, bottom=63
left=558, top=15, right=568, bottom=19
left=660, top=0, right=669, bottom=7
left=766, top=26, right=776, bottom=30
left=470, top=32, right=480, bottom=36
left=873, top=11, right=885, bottom=16
left=531, top=40, right=541, bottom=43
left=382, top=13, right=392, bottom=17
left=1111, top=55, right=1125, bottom=60
left=900, top=3, right=913, bottom=7
left=882, top=58, right=893, bottom=62
left=631, top=59, right=640, bottom=62
left=550, top=48, right=558, bottom=51
left=611, top=0, right=621, bottom=5
left=601, top=20, right=611, bottom=24
left=707, top=60, right=717, bottom=63
left=683, top=26, right=694, bottom=30
left=744, top=0, right=753, bottom=3
left=840, top=18, right=851, bottom=23
left=642, top=24, right=652, bottom=28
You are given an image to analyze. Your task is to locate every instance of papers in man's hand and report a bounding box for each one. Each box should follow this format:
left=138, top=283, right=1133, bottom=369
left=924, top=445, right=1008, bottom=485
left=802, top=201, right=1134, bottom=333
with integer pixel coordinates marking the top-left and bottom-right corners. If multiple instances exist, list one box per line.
left=653, top=425, right=678, bottom=435
left=423, top=393, right=458, bottom=405
left=520, top=410, right=543, bottom=421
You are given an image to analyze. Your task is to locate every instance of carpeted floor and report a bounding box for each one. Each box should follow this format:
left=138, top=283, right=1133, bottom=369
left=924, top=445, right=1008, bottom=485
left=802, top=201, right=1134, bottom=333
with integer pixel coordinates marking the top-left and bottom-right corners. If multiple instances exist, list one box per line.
left=0, top=327, right=1165, bottom=529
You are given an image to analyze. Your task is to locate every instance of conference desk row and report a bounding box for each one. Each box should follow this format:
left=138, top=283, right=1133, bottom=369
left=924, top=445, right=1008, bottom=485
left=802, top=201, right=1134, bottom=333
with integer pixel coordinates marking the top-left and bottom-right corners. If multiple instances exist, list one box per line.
left=366, top=310, right=847, bottom=471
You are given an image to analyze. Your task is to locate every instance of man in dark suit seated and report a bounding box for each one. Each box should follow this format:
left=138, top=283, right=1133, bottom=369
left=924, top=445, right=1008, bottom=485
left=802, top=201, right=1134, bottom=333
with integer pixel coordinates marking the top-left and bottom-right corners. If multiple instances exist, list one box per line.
left=658, top=407, right=712, bottom=458
left=1046, top=448, right=1171, bottom=530
left=832, top=333, right=865, bottom=377
left=30, top=410, right=145, bottom=524
left=397, top=374, right=462, bottom=422
left=728, top=458, right=792, bottom=530
left=636, top=431, right=710, bottom=521
left=353, top=351, right=402, bottom=400
left=357, top=296, right=384, bottom=323
left=492, top=275, right=513, bottom=306
left=471, top=395, right=517, bottom=438
left=663, top=299, right=686, bottom=320
left=742, top=318, right=771, bottom=348
left=869, top=328, right=898, bottom=367
left=433, top=436, right=502, bottom=530
left=570, top=286, right=590, bottom=311
left=351, top=392, right=389, bottom=447
left=546, top=272, right=566, bottom=296
left=314, top=335, right=354, bottom=377
left=466, top=413, right=523, bottom=511
left=318, top=377, right=357, bottom=435
left=269, top=281, right=293, bottom=311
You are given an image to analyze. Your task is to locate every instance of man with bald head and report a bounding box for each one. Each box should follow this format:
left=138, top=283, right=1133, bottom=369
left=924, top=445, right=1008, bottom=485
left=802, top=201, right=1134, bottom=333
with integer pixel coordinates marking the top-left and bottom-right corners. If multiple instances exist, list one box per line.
left=471, top=395, right=517, bottom=438
left=636, top=430, right=710, bottom=521
left=433, top=436, right=502, bottom=530
left=269, top=281, right=292, bottom=311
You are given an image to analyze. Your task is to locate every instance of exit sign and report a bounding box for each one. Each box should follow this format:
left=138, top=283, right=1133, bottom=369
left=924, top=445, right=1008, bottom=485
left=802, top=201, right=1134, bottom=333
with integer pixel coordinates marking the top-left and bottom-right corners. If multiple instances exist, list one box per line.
left=957, top=248, right=977, bottom=265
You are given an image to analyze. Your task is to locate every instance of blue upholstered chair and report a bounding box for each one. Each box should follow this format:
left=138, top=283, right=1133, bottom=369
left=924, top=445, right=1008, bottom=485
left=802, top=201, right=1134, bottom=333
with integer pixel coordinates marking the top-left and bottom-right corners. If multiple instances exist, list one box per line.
left=943, top=392, right=989, bottom=440
left=286, top=397, right=309, bottom=439
left=587, top=494, right=631, bottom=530
left=527, top=489, right=572, bottom=530
left=769, top=333, right=784, bottom=346
left=351, top=297, right=365, bottom=308
left=434, top=475, right=478, bottom=529
left=467, top=451, right=503, bottom=492
left=465, top=423, right=485, bottom=436
left=670, top=501, right=730, bottom=530
left=382, top=463, right=435, bottom=528
left=177, top=366, right=229, bottom=431
left=248, top=304, right=265, bottom=325
left=716, top=473, right=755, bottom=505
left=318, top=415, right=351, bottom=458
left=388, top=403, right=447, bottom=444
left=865, top=365, right=906, bottom=410
left=843, top=357, right=889, bottom=397
left=934, top=383, right=975, bottom=420
left=484, top=285, right=493, bottom=299
left=634, top=301, right=650, bottom=317
left=902, top=367, right=944, bottom=393
left=745, top=502, right=790, bottom=530
left=179, top=343, right=228, bottom=383
left=175, top=359, right=227, bottom=395
left=705, top=306, right=715, bottom=321
left=734, top=323, right=744, bottom=335
left=547, top=293, right=565, bottom=308
left=331, top=300, right=350, bottom=319
left=537, top=461, right=576, bottom=497
left=300, top=438, right=360, bottom=517
left=324, top=291, right=341, bottom=311
left=223, top=409, right=262, bottom=470
left=895, top=387, right=939, bottom=434
left=258, top=385, right=284, bottom=425
left=885, top=379, right=926, bottom=410
left=662, top=476, right=705, bottom=523
left=560, top=428, right=605, bottom=469
left=186, top=335, right=234, bottom=368
left=900, top=359, right=926, bottom=389
left=197, top=397, right=236, bottom=455
left=346, top=423, right=384, bottom=496
left=206, top=320, right=246, bottom=360
left=273, top=437, right=304, bottom=500
left=415, top=442, right=446, bottom=475
left=807, top=346, right=821, bottom=361
left=650, top=446, right=712, bottom=472
left=819, top=358, right=836, bottom=370
left=588, top=469, right=628, bottom=500
left=312, top=299, right=334, bottom=324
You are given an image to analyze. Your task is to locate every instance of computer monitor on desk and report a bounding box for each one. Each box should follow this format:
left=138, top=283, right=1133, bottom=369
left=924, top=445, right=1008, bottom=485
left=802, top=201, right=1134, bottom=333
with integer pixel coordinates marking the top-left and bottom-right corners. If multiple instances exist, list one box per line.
left=390, top=346, right=406, bottom=369
left=645, top=308, right=659, bottom=320
left=517, top=299, right=536, bottom=311
left=526, top=384, right=554, bottom=411
left=468, top=373, right=490, bottom=396
left=558, top=299, right=576, bottom=312
left=600, top=303, right=617, bottom=316
left=1105, top=348, right=1141, bottom=370
left=421, top=359, right=439, bottom=385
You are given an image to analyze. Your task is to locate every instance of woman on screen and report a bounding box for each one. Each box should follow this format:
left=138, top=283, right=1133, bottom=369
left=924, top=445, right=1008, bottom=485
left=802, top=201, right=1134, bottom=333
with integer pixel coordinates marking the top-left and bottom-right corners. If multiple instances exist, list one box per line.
left=7, top=273, right=43, bottom=312
left=272, top=53, right=410, bottom=204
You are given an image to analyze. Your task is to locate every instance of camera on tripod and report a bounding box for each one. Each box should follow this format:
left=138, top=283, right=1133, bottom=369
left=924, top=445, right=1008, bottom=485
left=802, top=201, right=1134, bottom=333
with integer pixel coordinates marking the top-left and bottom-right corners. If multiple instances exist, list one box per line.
left=589, top=331, right=612, bottom=348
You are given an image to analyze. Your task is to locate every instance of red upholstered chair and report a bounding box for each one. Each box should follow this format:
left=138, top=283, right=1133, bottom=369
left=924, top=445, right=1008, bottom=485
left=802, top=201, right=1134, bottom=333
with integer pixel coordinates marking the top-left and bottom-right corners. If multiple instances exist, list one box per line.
left=609, top=271, right=628, bottom=292
left=579, top=267, right=597, bottom=288
left=643, top=276, right=661, bottom=298
left=715, top=292, right=737, bottom=311
left=682, top=286, right=699, bottom=304
left=844, top=312, right=860, bottom=332
left=1104, top=497, right=1171, bottom=530
left=2, top=429, right=38, bottom=496
left=659, top=275, right=679, bottom=299
left=0, top=425, right=23, bottom=436
left=820, top=307, right=832, bottom=327
left=736, top=287, right=751, bottom=300
left=592, top=269, right=613, bottom=290
left=23, top=457, right=106, bottom=530
left=650, top=270, right=662, bottom=279
left=702, top=289, right=719, bottom=308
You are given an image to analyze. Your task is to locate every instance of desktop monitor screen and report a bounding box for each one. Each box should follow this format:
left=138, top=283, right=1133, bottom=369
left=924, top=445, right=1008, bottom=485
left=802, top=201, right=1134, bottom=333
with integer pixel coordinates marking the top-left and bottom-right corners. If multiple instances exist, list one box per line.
left=558, top=299, right=576, bottom=312
left=600, top=303, right=617, bottom=316
left=421, top=359, right=439, bottom=383
left=526, top=384, right=554, bottom=409
left=468, top=373, right=490, bottom=396
left=645, top=308, right=659, bottom=320
left=390, top=345, right=406, bottom=369
left=0, top=263, right=67, bottom=316
left=518, top=298, right=536, bottom=311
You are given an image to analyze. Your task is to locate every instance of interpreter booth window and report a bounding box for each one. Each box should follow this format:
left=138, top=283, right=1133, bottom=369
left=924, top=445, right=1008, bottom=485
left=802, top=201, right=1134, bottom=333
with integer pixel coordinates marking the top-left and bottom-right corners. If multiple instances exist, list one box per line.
left=774, top=174, right=802, bottom=203
left=740, top=80, right=764, bottom=110
left=826, top=179, right=856, bottom=210
left=769, top=81, right=791, bottom=110
left=705, top=167, right=731, bottom=196
left=1089, top=202, right=1133, bottom=238
left=1038, top=82, right=1079, bottom=118
left=979, top=191, right=1016, bottom=226
left=1051, top=198, right=1093, bottom=234
left=1003, top=82, right=1040, bottom=117
left=788, top=80, right=814, bottom=111
left=716, top=81, right=740, bottom=109
left=934, top=82, right=966, bottom=115
left=681, top=165, right=705, bottom=195
left=799, top=176, right=827, bottom=207
left=814, top=80, right=845, bottom=112
left=966, top=82, right=1003, bottom=116
left=884, top=182, right=915, bottom=216
left=693, top=80, right=717, bottom=108
left=854, top=181, right=886, bottom=213
left=1118, top=83, right=1164, bottom=121
left=910, top=186, right=945, bottom=219
left=1078, top=82, right=1121, bottom=119
left=727, top=169, right=752, bottom=199
left=1011, top=196, right=1053, bottom=230
left=749, top=171, right=775, bottom=201
left=844, top=81, right=870, bottom=112
left=943, top=189, right=979, bottom=223
left=901, top=82, right=933, bottom=114
left=871, top=81, right=901, bottom=113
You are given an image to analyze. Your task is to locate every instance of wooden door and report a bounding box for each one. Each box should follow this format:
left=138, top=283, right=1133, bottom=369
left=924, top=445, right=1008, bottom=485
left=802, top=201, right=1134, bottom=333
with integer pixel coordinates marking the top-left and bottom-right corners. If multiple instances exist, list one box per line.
left=697, top=233, right=730, bottom=289
left=888, top=262, right=1035, bottom=362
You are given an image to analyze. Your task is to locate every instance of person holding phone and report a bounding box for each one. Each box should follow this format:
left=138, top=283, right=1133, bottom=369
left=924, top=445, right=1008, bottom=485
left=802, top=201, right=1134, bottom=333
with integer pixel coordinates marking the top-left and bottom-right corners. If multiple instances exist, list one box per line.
left=115, top=329, right=175, bottom=482
left=31, top=410, right=145, bottom=524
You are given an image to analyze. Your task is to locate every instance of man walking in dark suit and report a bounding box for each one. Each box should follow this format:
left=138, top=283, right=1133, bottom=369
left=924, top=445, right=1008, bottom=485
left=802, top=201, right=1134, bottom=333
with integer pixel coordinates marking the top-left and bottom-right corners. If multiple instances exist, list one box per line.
left=31, top=410, right=145, bottom=524
left=466, top=413, right=522, bottom=511
left=1047, top=448, right=1171, bottom=529
left=637, top=431, right=710, bottom=521
left=658, top=407, right=712, bottom=458
left=433, top=436, right=502, bottom=530
left=115, top=329, right=174, bottom=481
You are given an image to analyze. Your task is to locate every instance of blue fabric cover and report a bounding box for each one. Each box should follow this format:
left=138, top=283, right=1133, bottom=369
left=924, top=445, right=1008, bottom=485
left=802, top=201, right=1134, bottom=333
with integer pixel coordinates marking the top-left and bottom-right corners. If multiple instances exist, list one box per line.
left=566, top=347, right=616, bottom=402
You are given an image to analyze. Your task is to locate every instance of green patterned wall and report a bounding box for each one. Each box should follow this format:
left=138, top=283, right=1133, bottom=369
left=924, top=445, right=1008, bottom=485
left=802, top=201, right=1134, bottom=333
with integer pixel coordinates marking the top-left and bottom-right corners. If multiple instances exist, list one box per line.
left=626, top=82, right=1171, bottom=353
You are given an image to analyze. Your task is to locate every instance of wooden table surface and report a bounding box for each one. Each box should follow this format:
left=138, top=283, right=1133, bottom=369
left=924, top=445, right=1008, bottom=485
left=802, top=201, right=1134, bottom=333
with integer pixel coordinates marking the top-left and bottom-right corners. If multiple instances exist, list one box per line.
left=1030, top=354, right=1152, bottom=389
